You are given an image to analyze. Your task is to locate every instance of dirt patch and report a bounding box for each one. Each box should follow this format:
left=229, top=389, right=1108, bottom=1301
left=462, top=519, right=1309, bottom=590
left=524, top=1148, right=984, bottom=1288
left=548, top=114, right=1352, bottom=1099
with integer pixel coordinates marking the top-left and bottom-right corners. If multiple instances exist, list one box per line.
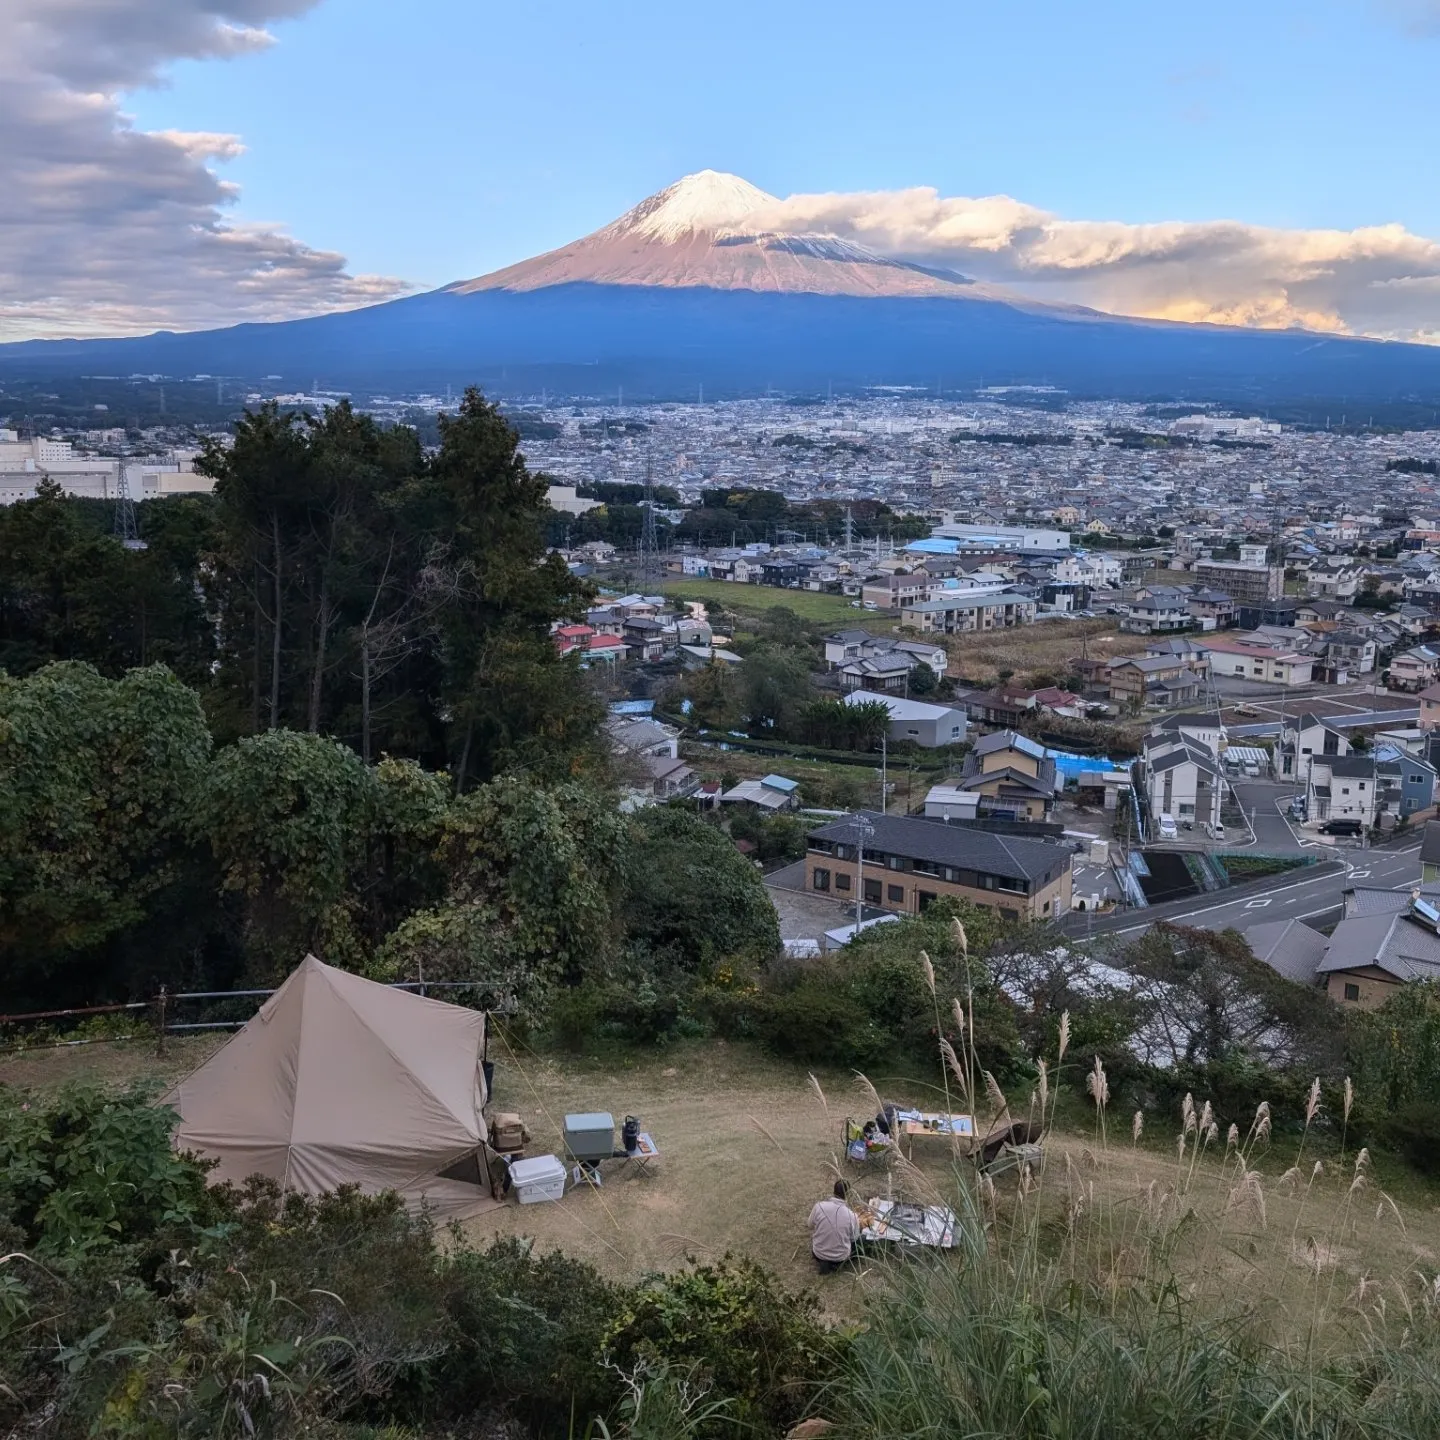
left=943, top=620, right=1146, bottom=687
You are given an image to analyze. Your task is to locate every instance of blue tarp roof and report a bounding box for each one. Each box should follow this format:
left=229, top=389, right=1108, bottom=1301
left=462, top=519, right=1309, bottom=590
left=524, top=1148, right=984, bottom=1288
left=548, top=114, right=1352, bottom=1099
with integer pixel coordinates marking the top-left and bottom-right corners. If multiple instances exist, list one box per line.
left=1046, top=747, right=1120, bottom=777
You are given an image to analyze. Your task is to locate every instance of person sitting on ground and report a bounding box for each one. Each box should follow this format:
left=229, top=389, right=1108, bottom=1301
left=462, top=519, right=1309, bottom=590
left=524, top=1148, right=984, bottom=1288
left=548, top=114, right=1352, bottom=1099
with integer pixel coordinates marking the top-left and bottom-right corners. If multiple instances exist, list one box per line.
left=809, top=1179, right=861, bottom=1273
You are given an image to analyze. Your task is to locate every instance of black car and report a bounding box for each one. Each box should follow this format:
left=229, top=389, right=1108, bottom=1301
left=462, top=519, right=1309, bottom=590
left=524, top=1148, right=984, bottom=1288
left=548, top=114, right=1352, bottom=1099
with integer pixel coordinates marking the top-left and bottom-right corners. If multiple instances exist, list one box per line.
left=1320, top=819, right=1364, bottom=837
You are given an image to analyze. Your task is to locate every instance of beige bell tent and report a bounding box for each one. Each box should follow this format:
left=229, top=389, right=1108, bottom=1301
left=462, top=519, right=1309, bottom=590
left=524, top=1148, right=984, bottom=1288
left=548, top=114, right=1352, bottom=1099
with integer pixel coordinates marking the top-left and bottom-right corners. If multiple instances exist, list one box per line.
left=165, top=954, right=501, bottom=1219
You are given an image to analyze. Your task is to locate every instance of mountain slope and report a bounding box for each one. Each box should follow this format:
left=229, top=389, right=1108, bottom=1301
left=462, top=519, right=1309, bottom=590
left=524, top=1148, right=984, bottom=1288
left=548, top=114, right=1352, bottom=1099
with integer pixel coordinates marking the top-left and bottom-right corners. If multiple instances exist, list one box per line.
left=450, top=169, right=996, bottom=300
left=3, top=170, right=1440, bottom=400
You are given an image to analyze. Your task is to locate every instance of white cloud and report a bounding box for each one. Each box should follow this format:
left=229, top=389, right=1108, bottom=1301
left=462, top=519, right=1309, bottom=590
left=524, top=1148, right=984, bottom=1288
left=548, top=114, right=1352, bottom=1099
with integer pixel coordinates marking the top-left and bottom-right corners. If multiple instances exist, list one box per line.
left=747, top=188, right=1440, bottom=344
left=0, top=1, right=408, bottom=341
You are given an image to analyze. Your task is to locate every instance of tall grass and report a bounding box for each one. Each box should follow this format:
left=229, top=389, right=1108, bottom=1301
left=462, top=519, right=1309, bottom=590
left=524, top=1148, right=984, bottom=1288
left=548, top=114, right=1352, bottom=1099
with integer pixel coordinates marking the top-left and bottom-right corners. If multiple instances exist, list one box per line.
left=815, top=941, right=1440, bottom=1440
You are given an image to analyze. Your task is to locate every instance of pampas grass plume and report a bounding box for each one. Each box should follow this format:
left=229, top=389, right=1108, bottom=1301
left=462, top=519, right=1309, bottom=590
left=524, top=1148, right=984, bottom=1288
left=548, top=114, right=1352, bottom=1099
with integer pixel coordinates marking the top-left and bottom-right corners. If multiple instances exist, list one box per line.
left=1132, top=1110, right=1144, bottom=1144
left=920, top=949, right=936, bottom=997
left=1058, top=1011, right=1070, bottom=1064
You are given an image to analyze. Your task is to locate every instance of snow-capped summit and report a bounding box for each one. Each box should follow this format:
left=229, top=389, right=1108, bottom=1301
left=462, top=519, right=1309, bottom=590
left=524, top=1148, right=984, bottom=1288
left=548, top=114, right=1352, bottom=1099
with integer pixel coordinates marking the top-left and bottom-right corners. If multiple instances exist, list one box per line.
left=606, top=170, right=779, bottom=243
left=450, top=170, right=984, bottom=299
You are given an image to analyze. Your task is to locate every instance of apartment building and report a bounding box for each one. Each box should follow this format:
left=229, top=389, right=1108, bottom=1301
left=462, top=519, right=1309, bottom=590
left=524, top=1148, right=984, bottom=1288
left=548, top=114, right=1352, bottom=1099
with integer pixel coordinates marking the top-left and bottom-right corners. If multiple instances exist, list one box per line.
left=805, top=812, right=1073, bottom=921
left=1193, top=560, right=1286, bottom=603
left=901, top=591, right=1037, bottom=635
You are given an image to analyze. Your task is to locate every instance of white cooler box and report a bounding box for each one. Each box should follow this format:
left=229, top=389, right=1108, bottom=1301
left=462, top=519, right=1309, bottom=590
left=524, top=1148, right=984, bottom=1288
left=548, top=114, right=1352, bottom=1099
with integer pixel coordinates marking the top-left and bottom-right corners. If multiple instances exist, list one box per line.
left=510, top=1154, right=566, bottom=1204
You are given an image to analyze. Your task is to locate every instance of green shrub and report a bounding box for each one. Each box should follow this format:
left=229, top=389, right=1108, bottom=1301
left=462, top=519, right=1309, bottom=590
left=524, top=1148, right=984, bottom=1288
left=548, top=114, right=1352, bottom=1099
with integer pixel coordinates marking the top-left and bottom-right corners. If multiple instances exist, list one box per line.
left=428, top=1237, right=624, bottom=1432
left=1384, top=1099, right=1440, bottom=1175
left=604, top=1257, right=836, bottom=1436
left=0, top=1083, right=216, bottom=1254
left=750, top=982, right=889, bottom=1068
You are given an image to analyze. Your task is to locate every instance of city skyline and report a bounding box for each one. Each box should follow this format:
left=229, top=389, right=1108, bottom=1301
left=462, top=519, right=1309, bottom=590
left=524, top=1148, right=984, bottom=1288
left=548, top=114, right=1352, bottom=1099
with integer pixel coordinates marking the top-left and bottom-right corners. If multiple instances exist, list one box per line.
left=6, top=1, right=1440, bottom=341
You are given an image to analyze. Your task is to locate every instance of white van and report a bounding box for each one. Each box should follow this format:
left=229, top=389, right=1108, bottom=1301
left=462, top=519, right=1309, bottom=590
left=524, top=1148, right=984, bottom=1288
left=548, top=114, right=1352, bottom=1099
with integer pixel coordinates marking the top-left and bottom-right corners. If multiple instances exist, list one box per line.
left=1158, top=813, right=1179, bottom=840
left=1205, top=821, right=1226, bottom=841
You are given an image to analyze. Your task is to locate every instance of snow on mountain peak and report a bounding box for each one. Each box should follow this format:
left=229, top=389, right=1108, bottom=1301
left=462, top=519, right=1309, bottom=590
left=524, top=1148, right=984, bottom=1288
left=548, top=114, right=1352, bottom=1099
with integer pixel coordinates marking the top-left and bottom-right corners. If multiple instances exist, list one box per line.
left=608, top=170, right=778, bottom=243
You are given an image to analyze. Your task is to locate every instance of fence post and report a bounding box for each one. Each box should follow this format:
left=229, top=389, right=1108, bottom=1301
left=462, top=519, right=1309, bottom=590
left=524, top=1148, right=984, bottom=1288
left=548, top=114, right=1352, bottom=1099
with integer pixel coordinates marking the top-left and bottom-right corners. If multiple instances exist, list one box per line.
left=155, top=986, right=168, bottom=1056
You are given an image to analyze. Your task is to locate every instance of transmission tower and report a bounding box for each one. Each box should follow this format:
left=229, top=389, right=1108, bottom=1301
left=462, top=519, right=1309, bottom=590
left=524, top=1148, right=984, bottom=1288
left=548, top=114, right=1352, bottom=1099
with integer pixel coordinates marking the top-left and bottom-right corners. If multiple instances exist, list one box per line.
left=113, top=464, right=147, bottom=551
left=843, top=505, right=856, bottom=549
left=639, top=449, right=658, bottom=590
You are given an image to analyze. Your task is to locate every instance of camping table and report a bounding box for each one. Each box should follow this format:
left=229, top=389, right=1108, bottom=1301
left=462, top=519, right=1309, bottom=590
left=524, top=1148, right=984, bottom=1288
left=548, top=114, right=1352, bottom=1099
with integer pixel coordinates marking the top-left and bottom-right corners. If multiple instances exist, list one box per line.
left=572, top=1133, right=660, bottom=1188
left=856, top=1199, right=957, bottom=1251
left=894, top=1111, right=976, bottom=1157
left=619, top=1132, right=659, bottom=1175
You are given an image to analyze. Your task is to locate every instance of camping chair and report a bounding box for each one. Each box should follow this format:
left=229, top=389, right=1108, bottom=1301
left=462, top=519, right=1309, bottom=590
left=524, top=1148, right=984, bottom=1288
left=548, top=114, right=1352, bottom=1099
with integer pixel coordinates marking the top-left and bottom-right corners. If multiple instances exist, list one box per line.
left=843, top=1117, right=895, bottom=1168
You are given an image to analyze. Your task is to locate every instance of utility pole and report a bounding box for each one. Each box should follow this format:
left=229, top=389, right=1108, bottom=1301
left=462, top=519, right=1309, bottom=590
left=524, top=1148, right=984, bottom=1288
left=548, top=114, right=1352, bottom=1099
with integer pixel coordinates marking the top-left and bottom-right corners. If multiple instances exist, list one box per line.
left=639, top=446, right=658, bottom=590
left=880, top=734, right=888, bottom=813
left=851, top=812, right=875, bottom=930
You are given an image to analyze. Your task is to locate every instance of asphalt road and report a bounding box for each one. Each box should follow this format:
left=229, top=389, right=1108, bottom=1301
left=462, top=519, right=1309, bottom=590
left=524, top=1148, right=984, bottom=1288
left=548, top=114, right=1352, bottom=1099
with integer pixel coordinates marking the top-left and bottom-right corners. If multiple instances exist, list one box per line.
left=1228, top=778, right=1309, bottom=853
left=1095, top=840, right=1422, bottom=940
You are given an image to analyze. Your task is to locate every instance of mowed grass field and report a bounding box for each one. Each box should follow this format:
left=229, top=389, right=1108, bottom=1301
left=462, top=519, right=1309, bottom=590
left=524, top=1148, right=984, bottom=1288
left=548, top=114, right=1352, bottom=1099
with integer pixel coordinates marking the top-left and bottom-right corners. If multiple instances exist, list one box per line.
left=9, top=1032, right=1440, bottom=1335
left=661, top=579, right=891, bottom=630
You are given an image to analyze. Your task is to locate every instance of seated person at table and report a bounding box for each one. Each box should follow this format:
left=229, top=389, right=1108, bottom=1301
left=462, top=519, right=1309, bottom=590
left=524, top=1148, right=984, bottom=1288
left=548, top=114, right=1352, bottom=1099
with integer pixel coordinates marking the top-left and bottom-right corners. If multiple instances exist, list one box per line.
left=861, top=1120, right=892, bottom=1150
left=809, top=1180, right=861, bottom=1273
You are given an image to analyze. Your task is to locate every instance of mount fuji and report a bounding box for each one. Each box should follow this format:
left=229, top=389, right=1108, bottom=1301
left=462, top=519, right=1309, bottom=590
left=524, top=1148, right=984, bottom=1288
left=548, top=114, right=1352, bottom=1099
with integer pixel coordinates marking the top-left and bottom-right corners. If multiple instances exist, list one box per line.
left=4, top=170, right=1440, bottom=401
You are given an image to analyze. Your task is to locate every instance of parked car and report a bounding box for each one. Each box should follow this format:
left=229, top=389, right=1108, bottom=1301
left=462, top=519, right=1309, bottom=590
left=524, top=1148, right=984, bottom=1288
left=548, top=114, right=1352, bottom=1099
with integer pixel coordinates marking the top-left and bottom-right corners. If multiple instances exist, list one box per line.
left=1232, top=703, right=1260, bottom=718
left=1320, top=819, right=1364, bottom=837
left=1158, top=813, right=1179, bottom=840
left=1205, top=821, right=1226, bottom=841
left=1242, top=762, right=1262, bottom=778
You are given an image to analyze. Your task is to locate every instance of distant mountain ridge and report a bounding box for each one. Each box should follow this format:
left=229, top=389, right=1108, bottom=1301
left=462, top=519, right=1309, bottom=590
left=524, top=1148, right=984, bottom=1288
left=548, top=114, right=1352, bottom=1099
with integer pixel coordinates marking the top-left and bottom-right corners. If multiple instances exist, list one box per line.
left=4, top=170, right=1440, bottom=400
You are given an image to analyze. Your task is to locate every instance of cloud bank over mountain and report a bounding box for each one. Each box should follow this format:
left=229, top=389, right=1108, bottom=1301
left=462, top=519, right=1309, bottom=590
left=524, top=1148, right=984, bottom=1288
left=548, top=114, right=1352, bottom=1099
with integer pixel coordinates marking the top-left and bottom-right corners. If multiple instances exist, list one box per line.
left=0, top=0, right=407, bottom=341
left=745, top=188, right=1440, bottom=345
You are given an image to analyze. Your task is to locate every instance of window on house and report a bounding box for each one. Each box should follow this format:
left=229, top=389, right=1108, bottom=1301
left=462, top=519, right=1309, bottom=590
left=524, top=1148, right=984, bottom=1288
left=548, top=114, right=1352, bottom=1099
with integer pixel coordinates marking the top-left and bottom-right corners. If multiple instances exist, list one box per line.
left=863, top=878, right=882, bottom=904
left=1343, top=982, right=1360, bottom=1002
left=886, top=855, right=904, bottom=870
left=887, top=883, right=905, bottom=904
left=835, top=872, right=851, bottom=892
left=1000, top=908, right=1021, bottom=922
left=997, top=876, right=1027, bottom=894
left=812, top=868, right=830, bottom=892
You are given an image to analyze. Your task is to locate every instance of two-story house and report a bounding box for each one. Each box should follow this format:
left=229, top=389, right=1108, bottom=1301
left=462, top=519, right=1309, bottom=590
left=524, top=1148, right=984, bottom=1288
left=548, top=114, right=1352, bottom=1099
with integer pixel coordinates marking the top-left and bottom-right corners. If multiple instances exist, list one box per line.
left=1136, top=733, right=1224, bottom=834
left=805, top=812, right=1073, bottom=921
left=1307, top=754, right=1380, bottom=827
left=1389, top=645, right=1440, bottom=692
left=955, top=732, right=1061, bottom=822
left=1277, top=713, right=1350, bottom=784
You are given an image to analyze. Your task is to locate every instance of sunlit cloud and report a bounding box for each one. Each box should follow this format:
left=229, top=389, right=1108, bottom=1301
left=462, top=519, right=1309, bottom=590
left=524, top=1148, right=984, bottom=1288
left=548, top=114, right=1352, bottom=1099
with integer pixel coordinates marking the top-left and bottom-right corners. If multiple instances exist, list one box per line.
left=0, top=1, right=410, bottom=341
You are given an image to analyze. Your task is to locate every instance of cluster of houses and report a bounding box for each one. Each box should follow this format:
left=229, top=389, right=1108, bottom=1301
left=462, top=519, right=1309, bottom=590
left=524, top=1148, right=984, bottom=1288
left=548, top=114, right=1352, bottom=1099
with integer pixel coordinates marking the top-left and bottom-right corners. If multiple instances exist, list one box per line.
left=1247, top=859, right=1440, bottom=1009
left=553, top=593, right=739, bottom=668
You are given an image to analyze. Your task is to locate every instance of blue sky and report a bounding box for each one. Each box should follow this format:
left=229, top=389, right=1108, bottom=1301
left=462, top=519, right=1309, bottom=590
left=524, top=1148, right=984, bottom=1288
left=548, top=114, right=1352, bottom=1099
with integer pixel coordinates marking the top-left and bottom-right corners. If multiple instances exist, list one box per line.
left=124, top=0, right=1440, bottom=289
left=6, top=0, right=1440, bottom=340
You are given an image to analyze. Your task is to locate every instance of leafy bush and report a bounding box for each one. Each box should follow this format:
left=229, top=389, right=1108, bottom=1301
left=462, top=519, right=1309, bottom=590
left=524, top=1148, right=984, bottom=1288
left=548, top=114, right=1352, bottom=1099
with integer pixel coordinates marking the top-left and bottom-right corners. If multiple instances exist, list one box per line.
left=428, top=1237, right=624, bottom=1432
left=0, top=1083, right=215, bottom=1254
left=1384, top=1099, right=1440, bottom=1175
left=624, top=806, right=780, bottom=971
left=604, top=1258, right=836, bottom=1436
left=750, top=980, right=889, bottom=1068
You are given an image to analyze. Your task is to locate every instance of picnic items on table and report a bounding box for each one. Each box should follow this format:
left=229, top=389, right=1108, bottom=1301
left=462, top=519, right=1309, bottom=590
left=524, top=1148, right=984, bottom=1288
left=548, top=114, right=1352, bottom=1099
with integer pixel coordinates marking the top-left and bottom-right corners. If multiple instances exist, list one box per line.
left=887, top=1107, right=977, bottom=1157
left=855, top=1197, right=957, bottom=1250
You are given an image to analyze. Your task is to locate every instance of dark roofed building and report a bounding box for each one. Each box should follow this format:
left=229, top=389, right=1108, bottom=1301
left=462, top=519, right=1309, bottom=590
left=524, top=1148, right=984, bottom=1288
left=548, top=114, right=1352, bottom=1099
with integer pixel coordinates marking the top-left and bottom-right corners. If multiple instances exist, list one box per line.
left=804, top=810, right=1072, bottom=922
